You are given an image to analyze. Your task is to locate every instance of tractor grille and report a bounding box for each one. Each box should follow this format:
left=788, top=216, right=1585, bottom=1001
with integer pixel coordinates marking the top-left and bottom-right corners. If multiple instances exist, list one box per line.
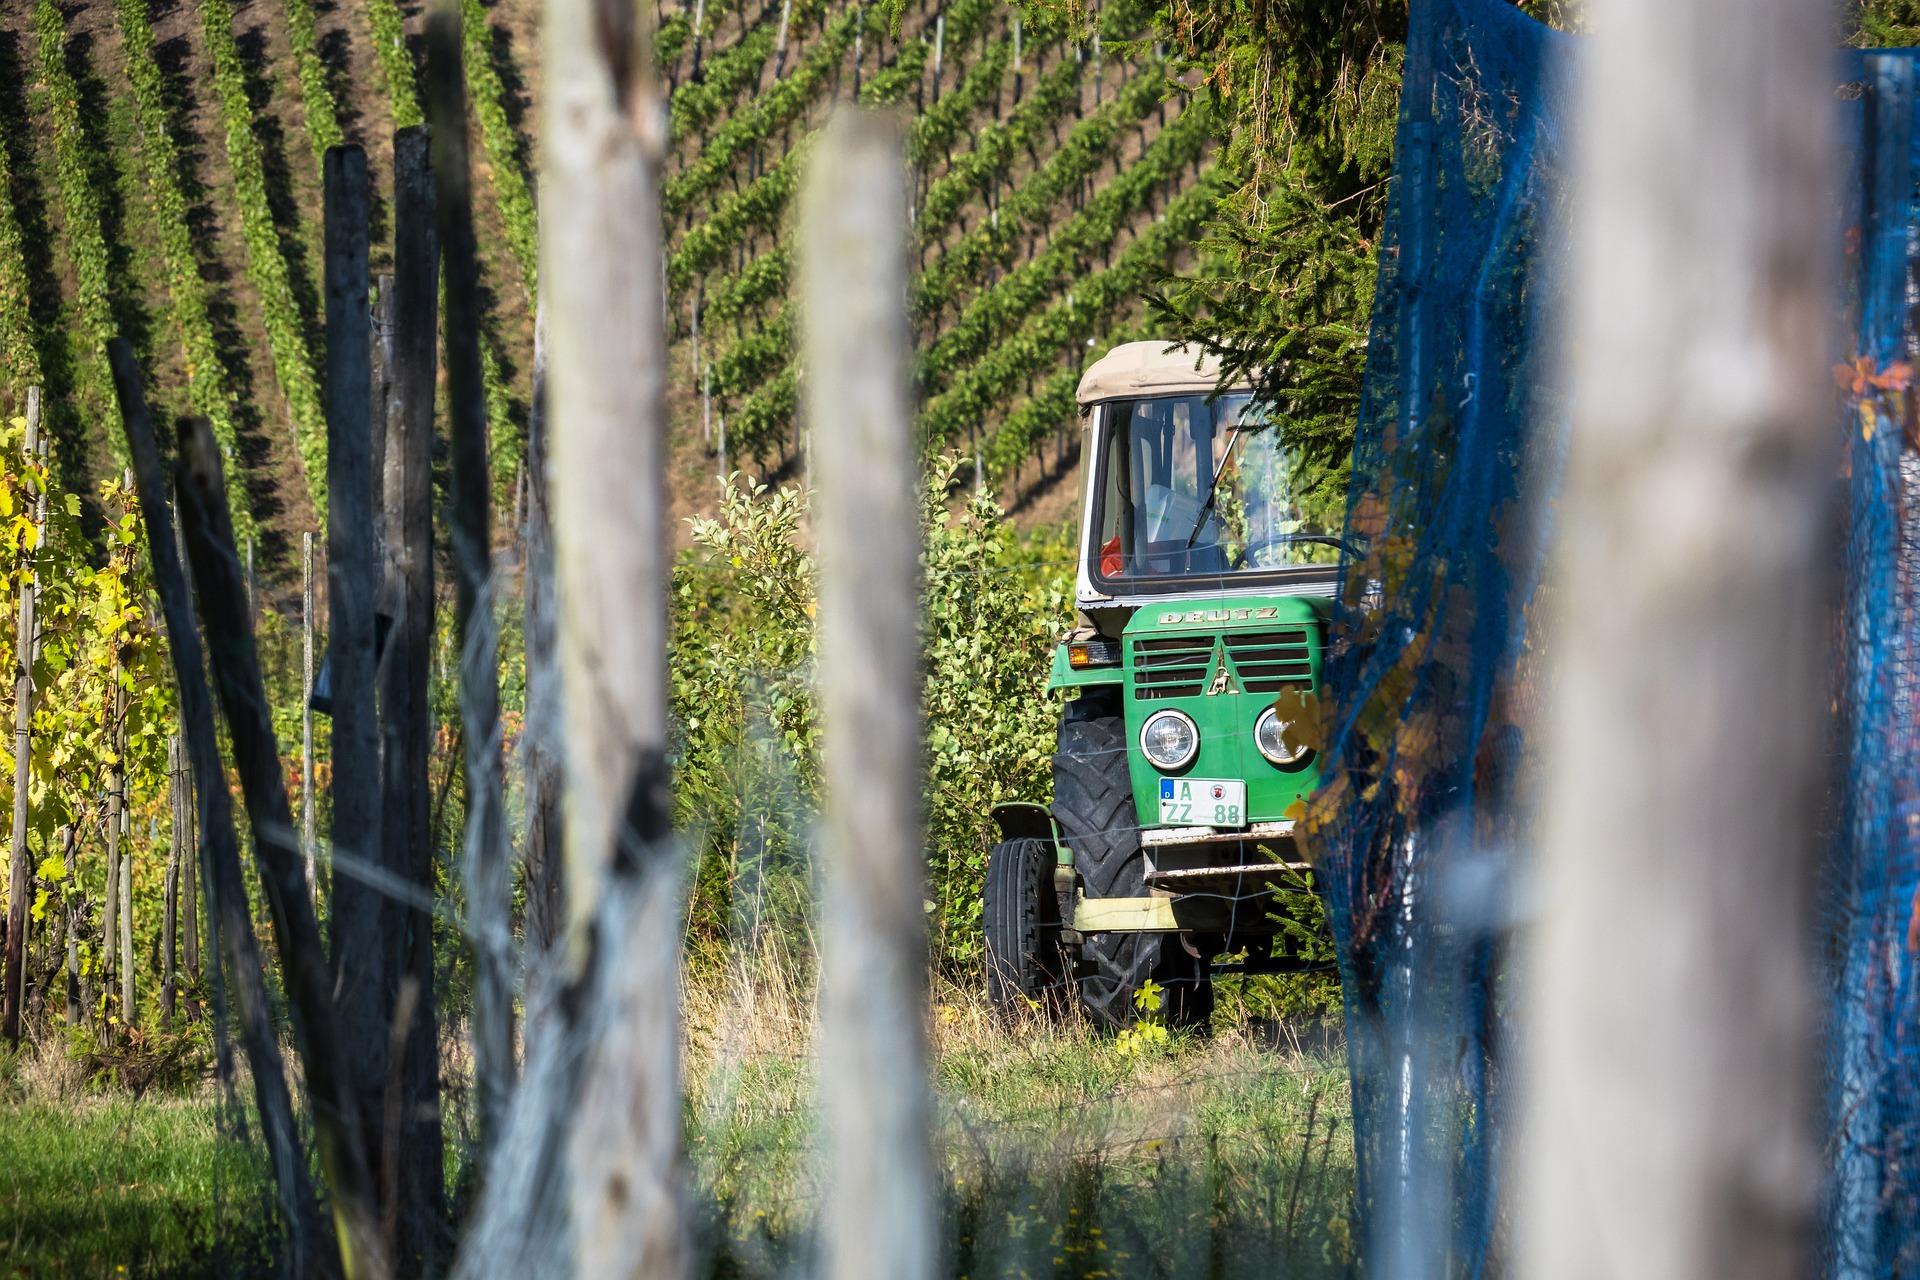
left=1224, top=629, right=1313, bottom=693
left=1130, top=635, right=1214, bottom=699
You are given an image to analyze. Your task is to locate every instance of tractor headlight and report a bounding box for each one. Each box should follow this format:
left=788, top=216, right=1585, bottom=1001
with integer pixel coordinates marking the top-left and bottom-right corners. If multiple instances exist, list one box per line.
left=1139, top=709, right=1200, bottom=772
left=1255, top=706, right=1310, bottom=767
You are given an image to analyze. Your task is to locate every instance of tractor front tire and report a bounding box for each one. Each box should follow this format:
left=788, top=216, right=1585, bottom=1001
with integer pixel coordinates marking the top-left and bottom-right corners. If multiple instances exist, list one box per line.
left=984, top=837, right=1065, bottom=1017
left=1050, top=692, right=1212, bottom=1030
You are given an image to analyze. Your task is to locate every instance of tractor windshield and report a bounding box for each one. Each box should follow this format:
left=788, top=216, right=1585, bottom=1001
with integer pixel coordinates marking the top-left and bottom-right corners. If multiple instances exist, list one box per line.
left=1089, top=394, right=1333, bottom=590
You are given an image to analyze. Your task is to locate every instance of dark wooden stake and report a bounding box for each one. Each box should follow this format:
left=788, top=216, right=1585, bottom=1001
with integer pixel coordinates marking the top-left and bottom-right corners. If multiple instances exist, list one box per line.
left=175, top=415, right=390, bottom=1280
left=428, top=0, right=512, bottom=1159
left=108, top=341, right=337, bottom=1280
left=162, top=734, right=180, bottom=1027
left=323, top=144, right=391, bottom=1236
left=386, top=123, right=447, bottom=1268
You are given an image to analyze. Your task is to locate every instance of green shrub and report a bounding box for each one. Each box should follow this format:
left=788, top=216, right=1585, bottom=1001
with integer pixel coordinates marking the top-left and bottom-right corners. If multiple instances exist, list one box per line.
left=673, top=461, right=1069, bottom=976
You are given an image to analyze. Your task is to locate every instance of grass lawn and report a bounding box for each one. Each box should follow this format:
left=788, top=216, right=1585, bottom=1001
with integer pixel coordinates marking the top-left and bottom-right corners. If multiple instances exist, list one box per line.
left=0, top=1093, right=275, bottom=1278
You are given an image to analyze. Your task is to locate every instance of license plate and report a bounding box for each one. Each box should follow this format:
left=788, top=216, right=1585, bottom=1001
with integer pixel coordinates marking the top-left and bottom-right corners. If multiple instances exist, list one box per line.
left=1158, top=777, right=1246, bottom=828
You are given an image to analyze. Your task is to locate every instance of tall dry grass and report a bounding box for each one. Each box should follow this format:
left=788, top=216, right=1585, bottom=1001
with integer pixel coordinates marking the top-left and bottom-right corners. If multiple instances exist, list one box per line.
left=682, top=938, right=1358, bottom=1277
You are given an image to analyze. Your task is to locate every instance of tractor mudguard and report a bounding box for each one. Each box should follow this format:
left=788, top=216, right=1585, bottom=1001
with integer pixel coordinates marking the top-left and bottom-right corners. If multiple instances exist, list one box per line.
left=1046, top=642, right=1125, bottom=691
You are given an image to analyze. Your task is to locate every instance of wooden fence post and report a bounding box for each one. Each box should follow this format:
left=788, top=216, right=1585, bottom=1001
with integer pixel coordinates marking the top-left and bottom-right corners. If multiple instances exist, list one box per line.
left=3, top=387, right=40, bottom=1043
left=109, top=341, right=336, bottom=1279
left=1520, top=0, right=1835, bottom=1274
left=386, top=123, right=446, bottom=1264
left=427, top=0, right=513, bottom=1158
left=548, top=0, right=684, bottom=1269
left=804, top=109, right=935, bottom=1280
left=324, top=145, right=390, bottom=1204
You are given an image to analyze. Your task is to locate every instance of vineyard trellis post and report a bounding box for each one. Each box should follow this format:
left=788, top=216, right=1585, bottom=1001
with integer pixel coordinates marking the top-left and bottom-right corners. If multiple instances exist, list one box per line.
left=1521, top=0, right=1835, bottom=1271
left=2, top=386, right=40, bottom=1044
left=162, top=735, right=180, bottom=1027
left=385, top=124, right=446, bottom=1259
left=110, top=341, right=332, bottom=1276
left=116, top=680, right=129, bottom=1027
left=804, top=108, right=936, bottom=1280
left=324, top=144, right=390, bottom=1196
left=61, top=827, right=79, bottom=1025
left=428, top=0, right=514, bottom=1159
left=177, top=414, right=392, bottom=1280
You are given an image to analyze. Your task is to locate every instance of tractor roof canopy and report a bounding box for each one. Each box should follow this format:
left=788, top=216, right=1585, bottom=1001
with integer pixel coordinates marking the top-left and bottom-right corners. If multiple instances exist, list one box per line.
left=1076, top=341, right=1255, bottom=406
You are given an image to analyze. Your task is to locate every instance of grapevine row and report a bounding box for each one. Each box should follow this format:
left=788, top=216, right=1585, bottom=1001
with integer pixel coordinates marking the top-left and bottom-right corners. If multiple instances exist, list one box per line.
left=113, top=0, right=252, bottom=537
left=282, top=0, right=345, bottom=171
left=921, top=175, right=1224, bottom=450
left=667, top=0, right=999, bottom=225
left=704, top=245, right=791, bottom=326
left=918, top=104, right=1211, bottom=394
left=856, top=32, right=931, bottom=106
left=0, top=105, right=39, bottom=387
left=202, top=0, right=328, bottom=509
left=462, top=0, right=539, bottom=296
left=670, top=3, right=795, bottom=144
left=662, top=8, right=863, bottom=222
left=712, top=167, right=1211, bottom=464
left=906, top=40, right=1009, bottom=170
left=914, top=55, right=1081, bottom=244
left=710, top=307, right=794, bottom=398
left=368, top=0, right=426, bottom=129
left=982, top=316, right=1158, bottom=482
left=32, top=0, right=115, bottom=416
left=362, top=0, right=525, bottom=493
left=674, top=5, right=1028, bottom=319
left=683, top=41, right=1074, bottom=325
left=669, top=142, right=807, bottom=294
left=911, top=90, right=1206, bottom=325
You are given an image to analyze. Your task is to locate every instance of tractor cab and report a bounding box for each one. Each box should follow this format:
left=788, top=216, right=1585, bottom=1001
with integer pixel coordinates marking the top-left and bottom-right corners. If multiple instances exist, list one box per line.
left=983, top=342, right=1341, bottom=1028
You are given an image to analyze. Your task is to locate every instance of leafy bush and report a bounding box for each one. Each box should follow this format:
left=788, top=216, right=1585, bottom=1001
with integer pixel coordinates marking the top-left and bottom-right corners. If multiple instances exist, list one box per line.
left=673, top=461, right=1069, bottom=976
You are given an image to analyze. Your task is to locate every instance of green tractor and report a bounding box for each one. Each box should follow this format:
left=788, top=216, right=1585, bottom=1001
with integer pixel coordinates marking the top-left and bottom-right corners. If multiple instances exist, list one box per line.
left=983, top=341, right=1339, bottom=1028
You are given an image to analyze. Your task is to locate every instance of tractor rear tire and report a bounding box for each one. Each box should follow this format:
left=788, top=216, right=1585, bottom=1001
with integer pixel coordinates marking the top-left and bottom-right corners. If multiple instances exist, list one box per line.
left=983, top=838, right=1065, bottom=1016
left=1050, top=692, right=1212, bottom=1030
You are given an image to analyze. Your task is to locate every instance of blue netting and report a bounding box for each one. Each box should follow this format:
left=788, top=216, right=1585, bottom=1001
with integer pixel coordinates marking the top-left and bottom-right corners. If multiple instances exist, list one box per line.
left=1308, top=1, right=1573, bottom=1272
left=1826, top=49, right=1920, bottom=1280
left=1316, top=8, right=1920, bottom=1275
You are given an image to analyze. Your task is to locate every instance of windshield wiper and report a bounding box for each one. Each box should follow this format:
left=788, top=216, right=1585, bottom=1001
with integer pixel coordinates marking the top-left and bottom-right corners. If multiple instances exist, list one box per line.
left=1183, top=427, right=1243, bottom=551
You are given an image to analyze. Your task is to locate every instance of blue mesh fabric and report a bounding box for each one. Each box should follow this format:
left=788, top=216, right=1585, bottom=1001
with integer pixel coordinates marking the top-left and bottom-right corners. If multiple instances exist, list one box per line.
left=1826, top=50, right=1920, bottom=1280
left=1305, top=1, right=1573, bottom=1271
left=1317, top=11, right=1920, bottom=1274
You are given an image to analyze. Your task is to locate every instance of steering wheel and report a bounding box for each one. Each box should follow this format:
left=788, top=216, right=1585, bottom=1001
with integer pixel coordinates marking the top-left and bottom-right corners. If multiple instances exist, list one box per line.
left=1231, top=534, right=1352, bottom=569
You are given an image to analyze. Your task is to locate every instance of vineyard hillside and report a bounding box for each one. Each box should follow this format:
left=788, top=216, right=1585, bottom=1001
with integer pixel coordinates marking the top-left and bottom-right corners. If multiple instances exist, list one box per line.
left=0, top=0, right=1216, bottom=602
